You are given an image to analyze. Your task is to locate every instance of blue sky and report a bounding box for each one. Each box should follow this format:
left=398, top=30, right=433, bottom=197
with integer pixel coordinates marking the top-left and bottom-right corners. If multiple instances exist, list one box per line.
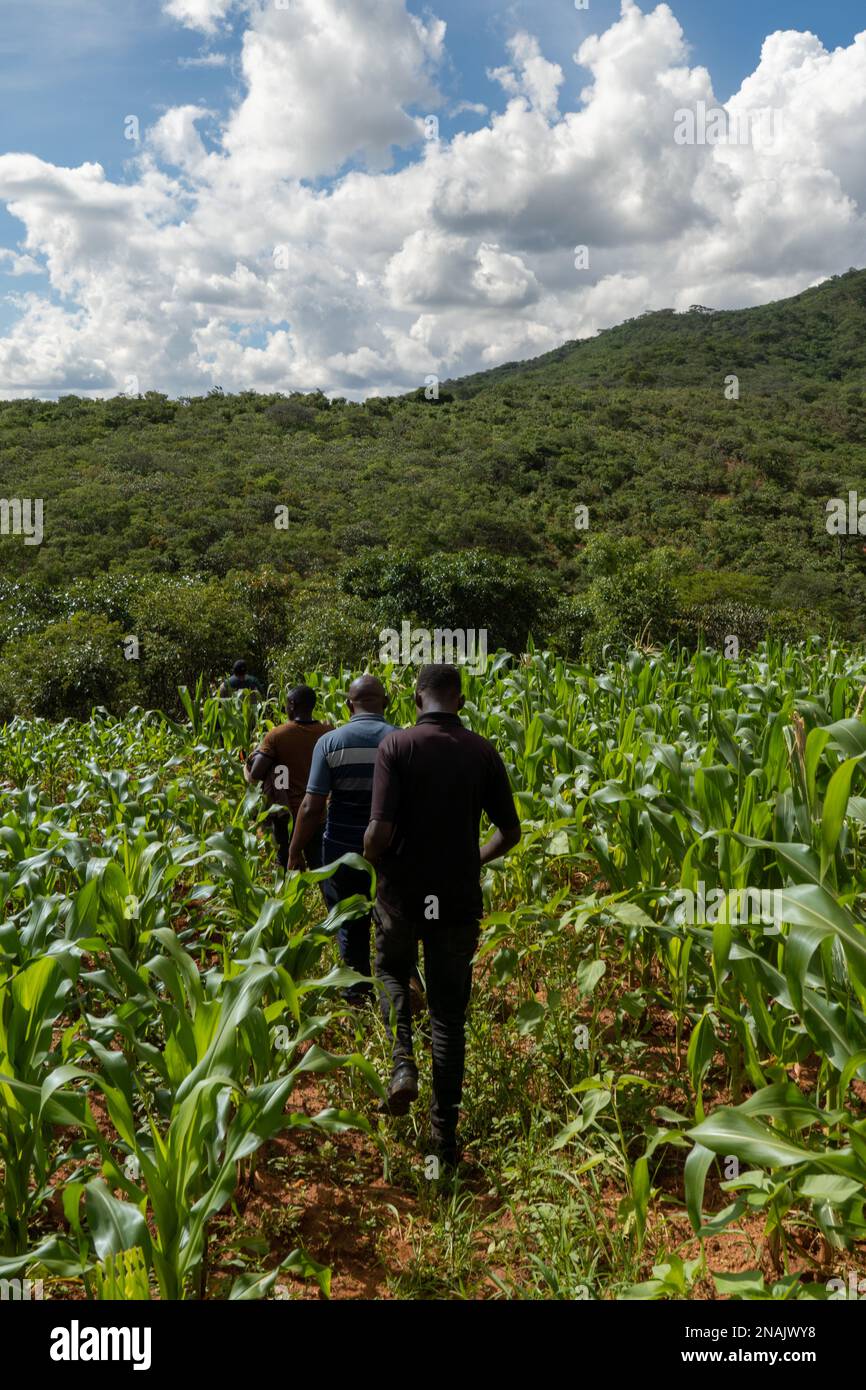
left=2, top=1, right=861, bottom=183
left=1, top=0, right=865, bottom=397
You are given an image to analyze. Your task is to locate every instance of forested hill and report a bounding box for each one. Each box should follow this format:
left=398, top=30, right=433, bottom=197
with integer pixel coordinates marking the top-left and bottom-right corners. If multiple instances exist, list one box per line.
left=443, top=266, right=866, bottom=397
left=0, top=267, right=865, bottom=719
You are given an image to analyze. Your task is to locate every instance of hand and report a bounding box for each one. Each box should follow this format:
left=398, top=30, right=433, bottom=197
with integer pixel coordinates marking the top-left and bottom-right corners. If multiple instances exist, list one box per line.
left=287, top=849, right=303, bottom=872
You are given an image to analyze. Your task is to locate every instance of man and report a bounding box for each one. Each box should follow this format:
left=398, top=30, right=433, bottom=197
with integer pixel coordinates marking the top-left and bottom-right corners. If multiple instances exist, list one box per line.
left=219, top=660, right=264, bottom=698
left=288, top=675, right=395, bottom=1004
left=244, top=685, right=332, bottom=871
left=364, top=663, right=521, bottom=1168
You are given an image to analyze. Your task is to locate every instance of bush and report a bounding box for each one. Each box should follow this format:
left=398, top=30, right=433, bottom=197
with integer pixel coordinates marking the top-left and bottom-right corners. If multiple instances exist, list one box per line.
left=342, top=548, right=552, bottom=653
left=582, top=558, right=677, bottom=665
left=673, top=570, right=769, bottom=609
left=547, top=596, right=593, bottom=660
left=268, top=579, right=377, bottom=681
left=0, top=613, right=137, bottom=721
left=673, top=602, right=815, bottom=653
left=127, top=578, right=253, bottom=700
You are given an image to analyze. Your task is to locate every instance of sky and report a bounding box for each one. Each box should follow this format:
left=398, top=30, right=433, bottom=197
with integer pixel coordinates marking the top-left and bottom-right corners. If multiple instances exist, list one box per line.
left=0, top=0, right=864, bottom=398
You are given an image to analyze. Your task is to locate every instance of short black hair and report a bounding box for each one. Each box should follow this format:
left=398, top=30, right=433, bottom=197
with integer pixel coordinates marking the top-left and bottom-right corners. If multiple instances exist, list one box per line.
left=417, top=663, right=462, bottom=699
left=287, top=684, right=316, bottom=714
left=232, top=660, right=247, bottom=675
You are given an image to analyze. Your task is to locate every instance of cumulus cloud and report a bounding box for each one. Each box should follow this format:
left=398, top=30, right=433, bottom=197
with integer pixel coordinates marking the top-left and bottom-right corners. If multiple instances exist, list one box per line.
left=0, top=248, right=41, bottom=276
left=221, top=0, right=445, bottom=182
left=384, top=230, right=539, bottom=309
left=488, top=32, right=565, bottom=120
left=162, top=0, right=239, bottom=34
left=1, top=0, right=865, bottom=398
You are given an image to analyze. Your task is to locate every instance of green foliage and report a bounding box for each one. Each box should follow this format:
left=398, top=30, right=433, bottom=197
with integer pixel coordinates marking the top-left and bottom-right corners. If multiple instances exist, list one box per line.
left=547, top=595, right=593, bottom=659
left=1, top=271, right=865, bottom=660
left=269, top=578, right=377, bottom=679
left=342, top=548, right=552, bottom=652
left=675, top=602, right=808, bottom=652
left=580, top=541, right=678, bottom=662
left=0, top=612, right=137, bottom=721
left=3, top=641, right=866, bottom=1300
left=126, top=577, right=252, bottom=705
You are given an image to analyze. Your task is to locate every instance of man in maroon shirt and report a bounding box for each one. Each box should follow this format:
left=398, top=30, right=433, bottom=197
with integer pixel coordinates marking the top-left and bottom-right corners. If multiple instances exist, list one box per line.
left=364, top=663, right=521, bottom=1168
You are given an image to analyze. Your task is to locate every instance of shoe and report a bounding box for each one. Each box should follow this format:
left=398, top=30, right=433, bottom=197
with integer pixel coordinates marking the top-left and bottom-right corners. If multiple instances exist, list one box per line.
left=409, top=974, right=426, bottom=1018
left=378, top=1063, right=419, bottom=1116
left=428, top=1129, right=461, bottom=1171
left=341, top=985, right=374, bottom=1009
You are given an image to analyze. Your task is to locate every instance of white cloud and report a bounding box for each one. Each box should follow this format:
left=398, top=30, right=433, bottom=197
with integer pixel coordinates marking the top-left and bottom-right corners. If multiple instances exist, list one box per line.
left=384, top=230, right=539, bottom=309
left=450, top=101, right=489, bottom=118
left=489, top=32, right=564, bottom=120
left=162, top=0, right=239, bottom=34
left=221, top=0, right=445, bottom=182
left=1, top=1, right=866, bottom=399
left=0, top=248, right=42, bottom=276
left=178, top=51, right=229, bottom=68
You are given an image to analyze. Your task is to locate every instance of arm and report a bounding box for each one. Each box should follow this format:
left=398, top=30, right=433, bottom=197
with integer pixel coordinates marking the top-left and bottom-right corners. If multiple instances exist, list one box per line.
left=244, top=751, right=273, bottom=785
left=365, top=737, right=400, bottom=865
left=288, top=793, right=328, bottom=869
left=480, top=823, right=521, bottom=865
left=364, top=818, right=393, bottom=865
left=479, top=749, right=522, bottom=866
left=244, top=727, right=277, bottom=784
left=287, top=738, right=331, bottom=870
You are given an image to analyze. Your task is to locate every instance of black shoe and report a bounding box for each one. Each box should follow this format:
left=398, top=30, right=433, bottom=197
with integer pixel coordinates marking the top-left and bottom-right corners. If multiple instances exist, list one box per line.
left=341, top=985, right=373, bottom=1009
left=428, top=1129, right=460, bottom=1171
left=378, top=1064, right=419, bottom=1116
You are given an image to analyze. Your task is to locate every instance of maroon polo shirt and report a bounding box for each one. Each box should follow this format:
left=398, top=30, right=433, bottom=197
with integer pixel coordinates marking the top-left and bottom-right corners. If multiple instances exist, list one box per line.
left=370, top=712, right=520, bottom=925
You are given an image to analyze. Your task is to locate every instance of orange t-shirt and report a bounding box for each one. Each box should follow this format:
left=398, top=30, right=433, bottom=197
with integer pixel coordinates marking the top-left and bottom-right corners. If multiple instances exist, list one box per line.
left=256, top=720, right=333, bottom=818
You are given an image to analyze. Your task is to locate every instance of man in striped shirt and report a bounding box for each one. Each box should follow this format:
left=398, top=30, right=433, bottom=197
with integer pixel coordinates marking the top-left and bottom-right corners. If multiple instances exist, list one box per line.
left=288, top=675, right=395, bottom=1002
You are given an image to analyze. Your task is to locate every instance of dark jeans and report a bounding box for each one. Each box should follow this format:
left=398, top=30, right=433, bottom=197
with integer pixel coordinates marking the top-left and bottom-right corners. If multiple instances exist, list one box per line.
left=320, top=838, right=375, bottom=988
left=270, top=814, right=324, bottom=872
left=375, top=905, right=479, bottom=1139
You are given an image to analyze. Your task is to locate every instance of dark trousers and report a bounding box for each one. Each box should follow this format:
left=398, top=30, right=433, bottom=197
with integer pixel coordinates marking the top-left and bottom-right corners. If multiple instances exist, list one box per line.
left=270, top=814, right=324, bottom=872
left=320, top=838, right=374, bottom=988
left=375, top=905, right=479, bottom=1139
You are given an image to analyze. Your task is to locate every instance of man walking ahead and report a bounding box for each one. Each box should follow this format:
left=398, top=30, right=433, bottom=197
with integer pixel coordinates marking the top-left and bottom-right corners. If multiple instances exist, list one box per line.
left=219, top=659, right=264, bottom=698
left=364, top=663, right=521, bottom=1167
left=289, top=675, right=395, bottom=1003
left=244, top=685, right=332, bottom=871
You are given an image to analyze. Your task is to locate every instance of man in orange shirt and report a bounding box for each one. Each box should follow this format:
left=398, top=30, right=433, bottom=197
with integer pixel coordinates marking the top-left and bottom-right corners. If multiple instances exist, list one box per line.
left=244, top=685, right=332, bottom=871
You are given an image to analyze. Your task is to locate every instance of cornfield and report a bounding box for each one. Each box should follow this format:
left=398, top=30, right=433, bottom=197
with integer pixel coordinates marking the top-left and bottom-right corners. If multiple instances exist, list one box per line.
left=2, top=640, right=866, bottom=1300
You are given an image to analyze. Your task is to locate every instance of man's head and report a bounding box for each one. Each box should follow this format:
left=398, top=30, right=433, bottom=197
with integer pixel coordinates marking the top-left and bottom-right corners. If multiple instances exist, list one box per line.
left=232, top=660, right=247, bottom=678
left=346, top=674, right=388, bottom=716
left=416, top=663, right=464, bottom=714
left=286, top=684, right=317, bottom=721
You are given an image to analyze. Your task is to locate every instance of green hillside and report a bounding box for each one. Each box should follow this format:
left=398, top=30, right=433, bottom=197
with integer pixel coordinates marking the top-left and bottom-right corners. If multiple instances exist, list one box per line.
left=0, top=267, right=865, bottom=716
left=445, top=265, right=866, bottom=395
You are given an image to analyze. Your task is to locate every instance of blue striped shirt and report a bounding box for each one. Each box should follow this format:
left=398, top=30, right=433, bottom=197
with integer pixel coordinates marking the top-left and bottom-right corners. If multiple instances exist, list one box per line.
left=307, top=714, right=396, bottom=854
